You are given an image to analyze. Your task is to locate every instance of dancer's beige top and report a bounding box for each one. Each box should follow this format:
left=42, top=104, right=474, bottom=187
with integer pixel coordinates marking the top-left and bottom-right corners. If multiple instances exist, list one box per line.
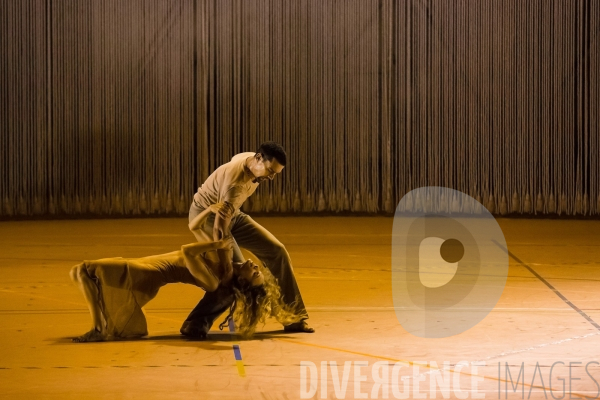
left=193, top=152, right=259, bottom=213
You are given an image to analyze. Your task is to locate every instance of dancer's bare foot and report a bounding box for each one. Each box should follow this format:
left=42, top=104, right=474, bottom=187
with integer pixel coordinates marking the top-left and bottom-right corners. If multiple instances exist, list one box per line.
left=72, top=328, right=107, bottom=342
left=284, top=320, right=315, bottom=333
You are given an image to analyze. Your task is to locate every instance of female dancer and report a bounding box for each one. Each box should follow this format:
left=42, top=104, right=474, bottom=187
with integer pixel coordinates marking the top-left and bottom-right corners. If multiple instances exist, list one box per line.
left=70, top=203, right=300, bottom=342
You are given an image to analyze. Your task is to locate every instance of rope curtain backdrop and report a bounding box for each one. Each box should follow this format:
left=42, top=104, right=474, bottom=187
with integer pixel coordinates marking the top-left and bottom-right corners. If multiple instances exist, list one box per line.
left=1, top=0, right=599, bottom=218
left=1, top=0, right=206, bottom=216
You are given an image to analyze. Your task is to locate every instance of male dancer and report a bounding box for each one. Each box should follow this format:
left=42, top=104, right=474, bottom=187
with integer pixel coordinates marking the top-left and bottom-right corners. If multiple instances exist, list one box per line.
left=180, top=142, right=313, bottom=338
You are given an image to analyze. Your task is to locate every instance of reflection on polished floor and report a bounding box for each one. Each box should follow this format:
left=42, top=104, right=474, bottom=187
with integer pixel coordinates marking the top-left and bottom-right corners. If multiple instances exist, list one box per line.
left=0, top=217, right=599, bottom=399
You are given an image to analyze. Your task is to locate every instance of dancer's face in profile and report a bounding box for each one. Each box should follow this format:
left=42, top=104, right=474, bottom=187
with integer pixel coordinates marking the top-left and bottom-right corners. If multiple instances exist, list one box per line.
left=251, top=153, right=284, bottom=183
left=235, top=259, right=264, bottom=287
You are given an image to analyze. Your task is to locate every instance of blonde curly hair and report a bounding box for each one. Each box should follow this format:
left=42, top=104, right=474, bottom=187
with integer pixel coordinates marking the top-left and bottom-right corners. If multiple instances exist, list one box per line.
left=218, top=265, right=302, bottom=338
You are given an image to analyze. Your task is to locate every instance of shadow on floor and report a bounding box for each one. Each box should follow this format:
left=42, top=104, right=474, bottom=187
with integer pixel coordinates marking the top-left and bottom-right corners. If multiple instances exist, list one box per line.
left=52, top=330, right=303, bottom=348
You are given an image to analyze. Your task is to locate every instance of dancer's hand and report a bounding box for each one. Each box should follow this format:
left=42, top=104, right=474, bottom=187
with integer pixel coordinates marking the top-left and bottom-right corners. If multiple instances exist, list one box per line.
left=211, top=202, right=234, bottom=220
left=219, top=235, right=235, bottom=250
left=209, top=202, right=224, bottom=214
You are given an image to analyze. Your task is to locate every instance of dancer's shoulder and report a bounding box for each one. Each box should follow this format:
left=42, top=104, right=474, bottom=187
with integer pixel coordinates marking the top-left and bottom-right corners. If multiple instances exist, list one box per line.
left=230, top=151, right=255, bottom=162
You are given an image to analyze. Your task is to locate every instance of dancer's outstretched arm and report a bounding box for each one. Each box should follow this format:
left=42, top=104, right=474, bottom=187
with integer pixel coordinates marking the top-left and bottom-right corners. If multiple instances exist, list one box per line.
left=211, top=201, right=235, bottom=283
left=212, top=199, right=236, bottom=241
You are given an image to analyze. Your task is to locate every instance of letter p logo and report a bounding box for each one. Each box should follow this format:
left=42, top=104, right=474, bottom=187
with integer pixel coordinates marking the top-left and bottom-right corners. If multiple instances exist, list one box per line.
left=392, top=187, right=508, bottom=338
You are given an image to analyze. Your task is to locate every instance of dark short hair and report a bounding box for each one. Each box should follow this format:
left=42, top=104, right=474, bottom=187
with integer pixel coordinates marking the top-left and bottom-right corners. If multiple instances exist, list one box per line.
left=256, top=141, right=287, bottom=166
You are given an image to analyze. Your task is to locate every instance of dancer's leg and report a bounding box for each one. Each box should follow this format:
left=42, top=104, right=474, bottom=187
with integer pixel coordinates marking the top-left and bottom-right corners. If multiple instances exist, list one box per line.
left=69, top=262, right=107, bottom=342
left=180, top=286, right=236, bottom=338
left=229, top=213, right=310, bottom=322
left=181, top=202, right=243, bottom=338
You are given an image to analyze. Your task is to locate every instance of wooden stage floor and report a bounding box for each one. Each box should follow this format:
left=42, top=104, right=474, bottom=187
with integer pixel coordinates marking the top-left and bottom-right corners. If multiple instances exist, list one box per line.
left=0, top=217, right=599, bottom=399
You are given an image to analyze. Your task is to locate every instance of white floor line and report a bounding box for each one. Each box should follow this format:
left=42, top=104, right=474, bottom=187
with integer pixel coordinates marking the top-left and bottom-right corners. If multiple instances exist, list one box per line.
left=405, top=332, right=600, bottom=386
left=474, top=331, right=600, bottom=363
